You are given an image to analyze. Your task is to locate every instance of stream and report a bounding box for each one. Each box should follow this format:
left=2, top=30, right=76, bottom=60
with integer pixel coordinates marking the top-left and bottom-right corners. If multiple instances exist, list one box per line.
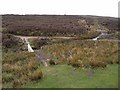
left=24, top=38, right=34, bottom=52
left=15, top=32, right=119, bottom=67
left=92, top=32, right=109, bottom=41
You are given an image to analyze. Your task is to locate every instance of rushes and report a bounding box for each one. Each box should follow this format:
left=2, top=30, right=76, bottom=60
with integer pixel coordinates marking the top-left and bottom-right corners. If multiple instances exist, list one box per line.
left=42, top=40, right=119, bottom=68
left=2, top=51, right=43, bottom=88
left=28, top=69, right=43, bottom=81
left=89, top=60, right=107, bottom=68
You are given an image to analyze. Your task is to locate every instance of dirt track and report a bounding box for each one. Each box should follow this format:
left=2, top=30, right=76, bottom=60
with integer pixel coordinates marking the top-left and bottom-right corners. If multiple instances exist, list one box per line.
left=14, top=35, right=76, bottom=40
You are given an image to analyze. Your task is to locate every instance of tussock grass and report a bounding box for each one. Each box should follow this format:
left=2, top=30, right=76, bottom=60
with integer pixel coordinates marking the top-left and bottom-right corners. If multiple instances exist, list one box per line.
left=2, top=51, right=43, bottom=88
left=42, top=40, right=119, bottom=68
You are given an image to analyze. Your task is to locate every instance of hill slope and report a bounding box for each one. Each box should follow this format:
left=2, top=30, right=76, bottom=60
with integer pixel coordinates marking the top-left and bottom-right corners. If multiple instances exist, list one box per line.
left=2, top=15, right=118, bottom=36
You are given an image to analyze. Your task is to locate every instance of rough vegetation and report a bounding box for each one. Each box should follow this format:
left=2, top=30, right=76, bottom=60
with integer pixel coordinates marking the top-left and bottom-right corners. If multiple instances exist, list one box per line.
left=2, top=33, right=23, bottom=52
left=30, top=38, right=50, bottom=49
left=1, top=15, right=119, bottom=88
left=2, top=51, right=43, bottom=88
left=2, top=15, right=118, bottom=37
left=42, top=40, right=119, bottom=68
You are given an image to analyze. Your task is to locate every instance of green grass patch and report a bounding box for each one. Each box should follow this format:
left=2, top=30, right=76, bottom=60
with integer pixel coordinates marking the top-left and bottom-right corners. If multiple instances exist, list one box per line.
left=23, top=64, right=118, bottom=88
